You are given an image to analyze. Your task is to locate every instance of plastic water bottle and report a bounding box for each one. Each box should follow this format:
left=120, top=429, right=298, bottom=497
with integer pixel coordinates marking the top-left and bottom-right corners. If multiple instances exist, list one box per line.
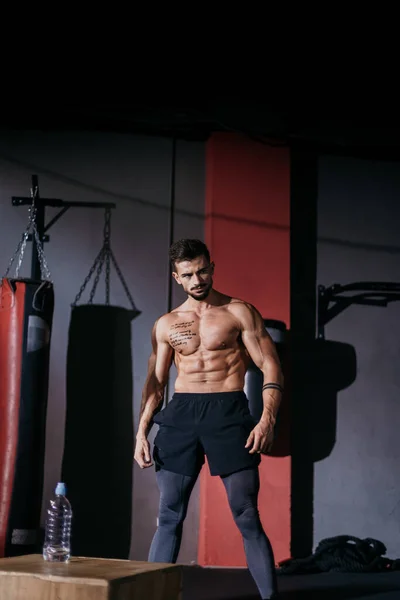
left=43, top=482, right=72, bottom=562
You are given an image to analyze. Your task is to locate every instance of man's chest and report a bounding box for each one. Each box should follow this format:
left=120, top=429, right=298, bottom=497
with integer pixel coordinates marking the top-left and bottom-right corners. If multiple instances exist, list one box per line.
left=167, top=312, right=240, bottom=354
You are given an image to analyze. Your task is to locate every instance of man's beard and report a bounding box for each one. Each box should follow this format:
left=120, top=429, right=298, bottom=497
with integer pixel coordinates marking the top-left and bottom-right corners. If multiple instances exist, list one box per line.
left=188, top=284, right=211, bottom=301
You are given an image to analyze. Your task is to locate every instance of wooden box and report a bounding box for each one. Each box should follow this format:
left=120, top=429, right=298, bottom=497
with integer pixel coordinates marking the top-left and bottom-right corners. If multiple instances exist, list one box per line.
left=0, top=554, right=182, bottom=600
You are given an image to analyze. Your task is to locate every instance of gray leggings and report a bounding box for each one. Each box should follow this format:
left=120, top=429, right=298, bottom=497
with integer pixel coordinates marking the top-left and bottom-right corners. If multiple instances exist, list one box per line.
left=148, top=467, right=277, bottom=599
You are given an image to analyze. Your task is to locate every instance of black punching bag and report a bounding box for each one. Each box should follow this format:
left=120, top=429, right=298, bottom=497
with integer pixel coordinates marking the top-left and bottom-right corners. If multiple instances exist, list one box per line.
left=61, top=304, right=135, bottom=559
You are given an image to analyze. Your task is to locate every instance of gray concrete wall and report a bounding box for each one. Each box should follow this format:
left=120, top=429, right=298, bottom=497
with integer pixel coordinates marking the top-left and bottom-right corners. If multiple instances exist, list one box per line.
left=315, top=155, right=400, bottom=557
left=0, top=131, right=205, bottom=562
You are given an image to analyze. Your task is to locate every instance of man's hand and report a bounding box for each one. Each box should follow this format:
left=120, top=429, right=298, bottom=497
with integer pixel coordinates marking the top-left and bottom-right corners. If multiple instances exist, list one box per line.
left=245, top=418, right=275, bottom=455
left=134, top=435, right=153, bottom=468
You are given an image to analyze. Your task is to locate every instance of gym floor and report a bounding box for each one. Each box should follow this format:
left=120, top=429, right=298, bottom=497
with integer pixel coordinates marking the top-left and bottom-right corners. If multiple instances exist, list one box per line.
left=181, top=566, right=400, bottom=599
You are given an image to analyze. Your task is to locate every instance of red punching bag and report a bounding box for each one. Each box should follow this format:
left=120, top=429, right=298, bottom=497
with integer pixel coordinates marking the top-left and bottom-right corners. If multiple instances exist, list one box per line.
left=0, top=192, right=54, bottom=558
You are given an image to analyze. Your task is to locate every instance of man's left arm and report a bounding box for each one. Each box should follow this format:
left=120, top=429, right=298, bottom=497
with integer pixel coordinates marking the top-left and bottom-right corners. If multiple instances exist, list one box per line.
left=239, top=303, right=284, bottom=454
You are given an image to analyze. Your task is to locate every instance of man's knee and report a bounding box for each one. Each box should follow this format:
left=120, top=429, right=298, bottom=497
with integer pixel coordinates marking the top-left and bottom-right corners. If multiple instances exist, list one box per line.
left=230, top=502, right=263, bottom=539
left=158, top=491, right=188, bottom=528
left=156, top=470, right=194, bottom=526
left=158, top=504, right=186, bottom=528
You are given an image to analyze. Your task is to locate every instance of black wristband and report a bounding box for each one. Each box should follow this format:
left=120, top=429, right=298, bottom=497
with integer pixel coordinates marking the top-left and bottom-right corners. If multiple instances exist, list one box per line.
left=262, top=383, right=283, bottom=393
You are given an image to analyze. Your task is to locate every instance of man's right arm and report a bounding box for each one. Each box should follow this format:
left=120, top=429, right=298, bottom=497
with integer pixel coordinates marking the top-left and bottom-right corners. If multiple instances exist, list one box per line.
left=134, top=317, right=173, bottom=468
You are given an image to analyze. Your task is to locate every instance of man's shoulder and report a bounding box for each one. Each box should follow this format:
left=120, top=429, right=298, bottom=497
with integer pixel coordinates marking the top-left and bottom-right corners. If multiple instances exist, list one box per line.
left=154, top=311, right=175, bottom=329
left=154, top=305, right=190, bottom=329
left=227, top=297, right=257, bottom=314
left=226, top=297, right=262, bottom=325
left=150, top=313, right=174, bottom=344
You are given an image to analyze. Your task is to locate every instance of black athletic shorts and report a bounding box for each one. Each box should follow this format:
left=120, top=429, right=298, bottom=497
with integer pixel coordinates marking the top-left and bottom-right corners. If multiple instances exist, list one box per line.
left=152, top=391, right=261, bottom=477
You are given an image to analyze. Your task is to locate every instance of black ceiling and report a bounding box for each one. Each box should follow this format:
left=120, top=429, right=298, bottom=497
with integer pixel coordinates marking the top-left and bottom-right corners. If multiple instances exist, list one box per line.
left=2, top=102, right=400, bottom=160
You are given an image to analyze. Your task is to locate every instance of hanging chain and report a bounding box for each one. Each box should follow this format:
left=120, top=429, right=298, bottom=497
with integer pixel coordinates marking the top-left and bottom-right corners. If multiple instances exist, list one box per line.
left=71, top=209, right=110, bottom=306
left=89, top=248, right=105, bottom=303
left=15, top=210, right=32, bottom=278
left=3, top=188, right=37, bottom=278
left=110, top=250, right=139, bottom=312
left=3, top=186, right=51, bottom=281
left=104, top=208, right=111, bottom=305
left=72, top=207, right=140, bottom=315
left=72, top=247, right=104, bottom=306
left=32, top=219, right=51, bottom=280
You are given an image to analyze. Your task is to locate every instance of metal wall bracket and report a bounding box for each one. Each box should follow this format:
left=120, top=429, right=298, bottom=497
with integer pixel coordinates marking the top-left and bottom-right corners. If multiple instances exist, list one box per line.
left=317, top=282, right=400, bottom=339
left=12, top=174, right=116, bottom=280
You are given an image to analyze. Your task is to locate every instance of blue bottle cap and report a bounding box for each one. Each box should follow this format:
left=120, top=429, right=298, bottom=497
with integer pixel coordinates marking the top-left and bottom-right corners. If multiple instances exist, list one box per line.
left=55, top=482, right=66, bottom=495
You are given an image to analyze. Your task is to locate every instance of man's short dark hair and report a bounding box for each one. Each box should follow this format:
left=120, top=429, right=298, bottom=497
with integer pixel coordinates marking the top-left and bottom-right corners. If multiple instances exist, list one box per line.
left=169, top=239, right=210, bottom=269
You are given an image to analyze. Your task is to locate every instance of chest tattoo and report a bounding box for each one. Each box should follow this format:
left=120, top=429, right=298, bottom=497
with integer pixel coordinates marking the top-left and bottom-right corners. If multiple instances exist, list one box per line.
left=169, top=321, right=197, bottom=348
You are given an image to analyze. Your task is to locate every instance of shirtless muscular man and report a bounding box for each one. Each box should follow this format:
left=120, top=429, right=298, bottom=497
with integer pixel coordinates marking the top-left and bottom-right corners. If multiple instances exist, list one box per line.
left=134, top=239, right=283, bottom=600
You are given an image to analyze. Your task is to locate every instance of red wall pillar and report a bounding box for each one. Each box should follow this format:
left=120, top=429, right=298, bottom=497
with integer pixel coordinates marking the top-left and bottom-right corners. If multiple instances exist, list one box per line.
left=198, top=132, right=291, bottom=566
